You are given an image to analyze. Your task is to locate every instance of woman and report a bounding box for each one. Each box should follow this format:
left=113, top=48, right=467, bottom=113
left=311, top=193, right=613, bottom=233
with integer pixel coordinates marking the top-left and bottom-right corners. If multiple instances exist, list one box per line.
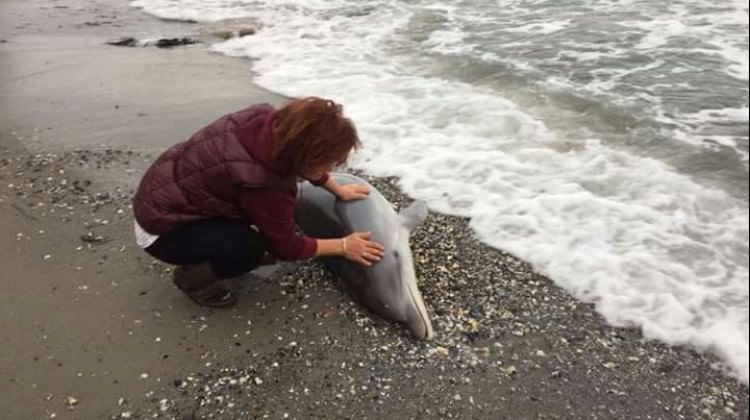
left=132, top=97, right=385, bottom=307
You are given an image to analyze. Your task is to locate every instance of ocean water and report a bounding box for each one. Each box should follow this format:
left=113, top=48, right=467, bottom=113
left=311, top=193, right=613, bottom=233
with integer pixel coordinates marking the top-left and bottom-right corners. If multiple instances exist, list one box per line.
left=131, top=0, right=749, bottom=383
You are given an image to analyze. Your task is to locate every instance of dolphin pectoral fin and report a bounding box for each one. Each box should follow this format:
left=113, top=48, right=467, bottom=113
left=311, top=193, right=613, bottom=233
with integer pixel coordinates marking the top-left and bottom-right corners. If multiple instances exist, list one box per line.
left=398, top=200, right=428, bottom=232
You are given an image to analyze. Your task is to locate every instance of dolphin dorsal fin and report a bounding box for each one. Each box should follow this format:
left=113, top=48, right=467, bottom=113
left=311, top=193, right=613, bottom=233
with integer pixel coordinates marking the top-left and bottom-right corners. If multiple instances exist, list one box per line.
left=398, top=200, right=428, bottom=232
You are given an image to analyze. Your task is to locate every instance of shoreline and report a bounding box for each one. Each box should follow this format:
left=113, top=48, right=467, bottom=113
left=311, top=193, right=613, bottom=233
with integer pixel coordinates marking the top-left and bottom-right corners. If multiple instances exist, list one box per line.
left=1, top=0, right=748, bottom=419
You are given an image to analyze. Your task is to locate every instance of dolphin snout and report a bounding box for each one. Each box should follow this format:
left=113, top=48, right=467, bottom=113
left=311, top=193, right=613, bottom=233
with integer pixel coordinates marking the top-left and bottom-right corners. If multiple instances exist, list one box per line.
left=405, top=301, right=434, bottom=341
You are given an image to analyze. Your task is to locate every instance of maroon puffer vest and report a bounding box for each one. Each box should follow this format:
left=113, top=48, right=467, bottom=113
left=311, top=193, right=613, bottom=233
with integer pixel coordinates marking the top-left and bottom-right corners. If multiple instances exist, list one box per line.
left=133, top=104, right=296, bottom=235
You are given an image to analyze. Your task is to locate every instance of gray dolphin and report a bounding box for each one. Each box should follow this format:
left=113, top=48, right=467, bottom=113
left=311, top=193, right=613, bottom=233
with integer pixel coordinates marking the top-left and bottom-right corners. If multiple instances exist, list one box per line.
left=294, top=173, right=434, bottom=340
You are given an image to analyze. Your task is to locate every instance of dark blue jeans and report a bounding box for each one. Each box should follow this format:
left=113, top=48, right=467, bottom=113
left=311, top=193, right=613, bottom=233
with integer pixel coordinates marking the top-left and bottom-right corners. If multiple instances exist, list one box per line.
left=145, top=219, right=266, bottom=278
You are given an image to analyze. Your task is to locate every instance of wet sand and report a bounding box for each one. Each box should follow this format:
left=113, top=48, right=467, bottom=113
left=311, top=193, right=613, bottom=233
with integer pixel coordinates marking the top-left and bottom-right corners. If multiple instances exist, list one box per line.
left=0, top=0, right=747, bottom=419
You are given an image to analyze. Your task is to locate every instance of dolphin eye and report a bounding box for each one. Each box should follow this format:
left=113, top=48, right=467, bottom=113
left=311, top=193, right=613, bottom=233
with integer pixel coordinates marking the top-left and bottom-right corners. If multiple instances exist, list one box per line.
left=393, top=251, right=400, bottom=260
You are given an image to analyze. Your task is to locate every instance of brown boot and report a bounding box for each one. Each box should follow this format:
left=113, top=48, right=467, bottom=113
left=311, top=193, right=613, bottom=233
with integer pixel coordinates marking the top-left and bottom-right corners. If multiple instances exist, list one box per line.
left=172, top=263, right=237, bottom=308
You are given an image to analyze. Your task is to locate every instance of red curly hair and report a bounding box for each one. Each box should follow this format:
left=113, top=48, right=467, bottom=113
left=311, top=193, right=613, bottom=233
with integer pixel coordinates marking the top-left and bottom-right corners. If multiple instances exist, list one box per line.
left=271, top=97, right=361, bottom=177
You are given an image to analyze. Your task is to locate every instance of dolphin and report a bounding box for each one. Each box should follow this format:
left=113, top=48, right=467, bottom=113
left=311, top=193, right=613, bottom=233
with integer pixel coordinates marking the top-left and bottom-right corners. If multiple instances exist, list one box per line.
left=294, top=172, right=434, bottom=340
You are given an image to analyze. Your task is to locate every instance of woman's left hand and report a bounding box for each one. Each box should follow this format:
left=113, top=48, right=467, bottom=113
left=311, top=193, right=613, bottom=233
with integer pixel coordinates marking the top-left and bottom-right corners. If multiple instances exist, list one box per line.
left=336, top=183, right=370, bottom=201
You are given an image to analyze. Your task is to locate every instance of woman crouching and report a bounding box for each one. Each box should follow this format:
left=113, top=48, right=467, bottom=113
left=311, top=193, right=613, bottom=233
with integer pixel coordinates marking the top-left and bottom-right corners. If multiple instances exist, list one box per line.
left=132, top=97, right=384, bottom=307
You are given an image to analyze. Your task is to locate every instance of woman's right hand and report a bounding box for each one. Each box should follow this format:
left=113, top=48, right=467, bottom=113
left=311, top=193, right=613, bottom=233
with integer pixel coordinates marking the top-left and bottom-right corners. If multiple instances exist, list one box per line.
left=342, top=232, right=385, bottom=266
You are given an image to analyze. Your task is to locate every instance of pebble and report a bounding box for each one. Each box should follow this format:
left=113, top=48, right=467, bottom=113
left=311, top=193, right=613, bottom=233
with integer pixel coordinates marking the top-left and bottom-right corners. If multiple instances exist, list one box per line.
left=434, top=346, right=450, bottom=357
left=501, top=366, right=518, bottom=376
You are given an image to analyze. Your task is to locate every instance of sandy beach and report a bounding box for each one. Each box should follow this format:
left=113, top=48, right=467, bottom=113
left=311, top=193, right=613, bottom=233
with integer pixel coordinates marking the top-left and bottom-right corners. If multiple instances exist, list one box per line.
left=1, top=0, right=748, bottom=419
